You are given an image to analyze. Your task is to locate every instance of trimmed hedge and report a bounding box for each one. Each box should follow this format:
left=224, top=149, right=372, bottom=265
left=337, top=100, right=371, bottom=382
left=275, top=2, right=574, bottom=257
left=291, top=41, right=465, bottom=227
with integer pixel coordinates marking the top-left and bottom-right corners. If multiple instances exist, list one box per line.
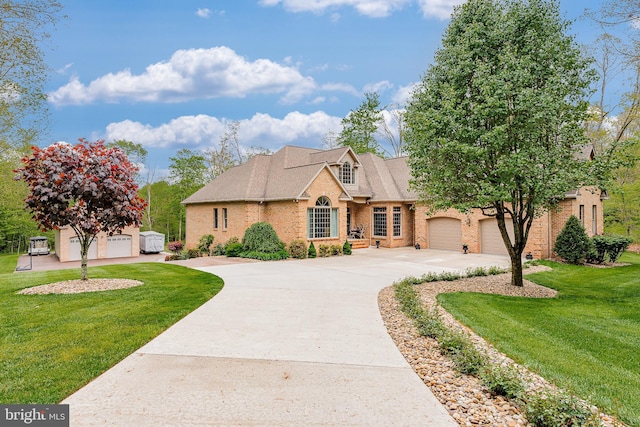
left=242, top=222, right=283, bottom=253
left=288, top=239, right=308, bottom=259
left=589, top=234, right=633, bottom=263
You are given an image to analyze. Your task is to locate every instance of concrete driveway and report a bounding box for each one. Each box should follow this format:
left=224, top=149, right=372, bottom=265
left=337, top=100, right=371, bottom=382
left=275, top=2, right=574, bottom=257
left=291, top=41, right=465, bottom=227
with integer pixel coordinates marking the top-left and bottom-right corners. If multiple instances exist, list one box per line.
left=63, top=248, right=510, bottom=426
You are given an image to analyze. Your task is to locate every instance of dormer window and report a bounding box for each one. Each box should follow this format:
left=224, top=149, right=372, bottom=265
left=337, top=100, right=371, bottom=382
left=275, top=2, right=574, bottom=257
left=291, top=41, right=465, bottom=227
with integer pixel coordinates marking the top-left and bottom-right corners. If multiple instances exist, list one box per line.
left=340, top=161, right=353, bottom=184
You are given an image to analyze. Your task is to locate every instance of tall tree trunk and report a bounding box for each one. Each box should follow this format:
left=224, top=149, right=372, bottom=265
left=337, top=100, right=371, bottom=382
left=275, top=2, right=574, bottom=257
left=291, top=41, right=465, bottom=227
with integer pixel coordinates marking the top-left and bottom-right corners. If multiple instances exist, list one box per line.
left=510, top=252, right=524, bottom=287
left=81, top=253, right=88, bottom=281
left=80, top=239, right=90, bottom=280
left=79, top=234, right=94, bottom=281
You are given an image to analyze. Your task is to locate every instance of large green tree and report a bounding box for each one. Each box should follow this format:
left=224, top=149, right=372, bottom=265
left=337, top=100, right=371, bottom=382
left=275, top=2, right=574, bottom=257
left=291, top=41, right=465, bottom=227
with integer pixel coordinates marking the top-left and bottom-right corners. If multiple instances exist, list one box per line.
left=169, top=149, right=208, bottom=241
left=337, top=92, right=385, bottom=156
left=405, top=0, right=595, bottom=286
left=0, top=0, right=63, bottom=152
left=0, top=1, right=63, bottom=253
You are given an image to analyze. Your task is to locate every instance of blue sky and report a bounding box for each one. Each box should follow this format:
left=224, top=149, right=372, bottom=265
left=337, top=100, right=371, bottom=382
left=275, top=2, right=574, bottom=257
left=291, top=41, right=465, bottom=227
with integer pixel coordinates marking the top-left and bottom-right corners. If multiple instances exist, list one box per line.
left=44, top=0, right=613, bottom=177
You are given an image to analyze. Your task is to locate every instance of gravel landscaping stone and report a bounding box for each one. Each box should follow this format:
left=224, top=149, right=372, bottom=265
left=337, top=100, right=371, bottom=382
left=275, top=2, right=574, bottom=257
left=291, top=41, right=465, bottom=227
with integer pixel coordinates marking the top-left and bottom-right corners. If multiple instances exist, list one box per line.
left=379, top=266, right=625, bottom=427
left=18, top=278, right=143, bottom=295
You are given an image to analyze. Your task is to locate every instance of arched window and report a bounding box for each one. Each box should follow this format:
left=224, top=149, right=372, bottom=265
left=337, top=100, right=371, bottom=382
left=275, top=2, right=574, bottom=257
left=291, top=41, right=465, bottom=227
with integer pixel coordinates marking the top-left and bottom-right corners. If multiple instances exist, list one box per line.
left=308, top=196, right=338, bottom=238
left=339, top=161, right=353, bottom=184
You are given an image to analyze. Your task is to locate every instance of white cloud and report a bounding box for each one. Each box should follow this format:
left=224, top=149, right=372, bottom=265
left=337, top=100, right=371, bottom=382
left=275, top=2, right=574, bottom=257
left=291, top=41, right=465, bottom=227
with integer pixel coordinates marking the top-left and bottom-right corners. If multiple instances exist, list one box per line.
left=56, top=63, right=74, bottom=75
left=391, top=82, right=418, bottom=106
left=48, top=46, right=318, bottom=106
left=320, top=82, right=360, bottom=96
left=259, top=0, right=410, bottom=18
left=416, top=0, right=464, bottom=19
left=363, top=80, right=393, bottom=94
left=259, top=0, right=460, bottom=19
left=104, top=111, right=343, bottom=151
left=196, top=8, right=211, bottom=18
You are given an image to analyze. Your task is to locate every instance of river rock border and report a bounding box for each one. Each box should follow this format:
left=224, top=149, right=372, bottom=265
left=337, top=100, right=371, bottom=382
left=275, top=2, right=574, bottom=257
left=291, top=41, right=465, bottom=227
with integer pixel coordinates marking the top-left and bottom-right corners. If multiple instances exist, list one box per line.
left=378, top=266, right=622, bottom=427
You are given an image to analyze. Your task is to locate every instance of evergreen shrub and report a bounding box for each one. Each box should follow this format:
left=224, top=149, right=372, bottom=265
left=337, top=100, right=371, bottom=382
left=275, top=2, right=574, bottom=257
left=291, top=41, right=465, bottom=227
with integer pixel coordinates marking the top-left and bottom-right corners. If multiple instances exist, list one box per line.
left=308, top=241, right=317, bottom=258
left=242, top=222, right=283, bottom=253
left=553, top=215, right=593, bottom=264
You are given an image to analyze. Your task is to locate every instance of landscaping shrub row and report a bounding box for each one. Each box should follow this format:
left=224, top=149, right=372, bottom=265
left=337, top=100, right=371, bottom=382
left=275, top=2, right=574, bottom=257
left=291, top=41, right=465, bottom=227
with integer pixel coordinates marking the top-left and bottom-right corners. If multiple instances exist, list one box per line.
left=165, top=223, right=353, bottom=262
left=393, top=270, right=603, bottom=427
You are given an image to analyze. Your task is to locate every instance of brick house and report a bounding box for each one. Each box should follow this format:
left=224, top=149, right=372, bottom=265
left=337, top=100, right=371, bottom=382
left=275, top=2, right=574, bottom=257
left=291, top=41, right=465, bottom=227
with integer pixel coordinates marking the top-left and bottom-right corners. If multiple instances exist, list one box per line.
left=183, top=145, right=605, bottom=258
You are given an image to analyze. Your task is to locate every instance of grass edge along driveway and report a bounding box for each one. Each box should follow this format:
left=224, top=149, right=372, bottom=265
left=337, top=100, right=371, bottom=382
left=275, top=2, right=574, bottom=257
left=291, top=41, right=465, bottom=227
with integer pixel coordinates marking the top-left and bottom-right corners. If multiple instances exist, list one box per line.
left=438, top=252, right=640, bottom=426
left=0, top=261, right=223, bottom=404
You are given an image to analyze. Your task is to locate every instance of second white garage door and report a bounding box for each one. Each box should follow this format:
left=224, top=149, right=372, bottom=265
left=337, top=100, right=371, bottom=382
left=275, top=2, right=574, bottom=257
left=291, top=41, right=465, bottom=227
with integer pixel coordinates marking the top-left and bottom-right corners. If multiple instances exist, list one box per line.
left=428, top=218, right=462, bottom=251
left=107, top=235, right=132, bottom=258
left=480, top=218, right=514, bottom=255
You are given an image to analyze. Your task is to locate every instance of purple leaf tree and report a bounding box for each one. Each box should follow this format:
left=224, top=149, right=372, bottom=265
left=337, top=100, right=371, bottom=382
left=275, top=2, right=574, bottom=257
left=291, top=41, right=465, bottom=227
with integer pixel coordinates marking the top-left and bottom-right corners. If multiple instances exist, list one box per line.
left=16, top=139, right=147, bottom=280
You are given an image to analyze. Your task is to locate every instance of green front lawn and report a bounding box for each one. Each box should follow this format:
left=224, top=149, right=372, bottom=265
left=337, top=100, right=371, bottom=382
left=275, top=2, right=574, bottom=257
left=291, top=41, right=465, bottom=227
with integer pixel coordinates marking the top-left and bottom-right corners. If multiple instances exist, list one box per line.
left=438, top=252, right=640, bottom=426
left=0, top=254, right=20, bottom=274
left=0, top=262, right=223, bottom=404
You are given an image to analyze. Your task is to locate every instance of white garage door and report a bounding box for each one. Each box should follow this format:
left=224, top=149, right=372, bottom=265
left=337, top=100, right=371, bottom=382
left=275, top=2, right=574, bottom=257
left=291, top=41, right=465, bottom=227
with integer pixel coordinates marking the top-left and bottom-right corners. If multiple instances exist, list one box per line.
left=69, top=237, right=98, bottom=261
left=107, top=235, right=132, bottom=258
left=480, top=218, right=515, bottom=255
left=428, top=218, right=462, bottom=251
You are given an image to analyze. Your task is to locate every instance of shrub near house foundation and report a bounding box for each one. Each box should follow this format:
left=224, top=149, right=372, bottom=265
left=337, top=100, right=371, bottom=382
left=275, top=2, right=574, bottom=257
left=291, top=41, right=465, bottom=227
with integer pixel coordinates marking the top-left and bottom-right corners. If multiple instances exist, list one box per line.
left=554, top=216, right=593, bottom=264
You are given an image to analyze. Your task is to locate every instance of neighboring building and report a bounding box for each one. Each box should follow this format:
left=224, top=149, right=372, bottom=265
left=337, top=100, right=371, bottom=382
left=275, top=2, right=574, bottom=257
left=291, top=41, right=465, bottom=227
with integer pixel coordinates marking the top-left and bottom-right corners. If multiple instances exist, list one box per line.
left=54, top=226, right=140, bottom=262
left=183, top=145, right=605, bottom=259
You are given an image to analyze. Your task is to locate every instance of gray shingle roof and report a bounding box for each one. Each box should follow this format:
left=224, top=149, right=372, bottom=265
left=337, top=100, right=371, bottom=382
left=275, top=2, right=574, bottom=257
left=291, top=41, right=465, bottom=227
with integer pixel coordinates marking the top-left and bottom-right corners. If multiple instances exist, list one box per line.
left=182, top=145, right=416, bottom=205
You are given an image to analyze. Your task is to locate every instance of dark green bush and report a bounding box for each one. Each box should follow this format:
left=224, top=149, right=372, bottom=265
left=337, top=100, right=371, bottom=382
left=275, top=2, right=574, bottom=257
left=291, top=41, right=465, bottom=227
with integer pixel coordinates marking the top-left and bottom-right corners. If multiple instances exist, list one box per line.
left=212, top=243, right=225, bottom=256
left=197, top=234, right=215, bottom=256
left=591, top=235, right=633, bottom=263
left=225, top=236, right=240, bottom=248
left=288, top=239, right=308, bottom=259
left=343, top=240, right=352, bottom=255
left=308, top=241, right=316, bottom=258
left=242, top=222, right=284, bottom=253
left=553, top=215, right=594, bottom=264
left=240, top=250, right=289, bottom=261
left=225, top=242, right=243, bottom=257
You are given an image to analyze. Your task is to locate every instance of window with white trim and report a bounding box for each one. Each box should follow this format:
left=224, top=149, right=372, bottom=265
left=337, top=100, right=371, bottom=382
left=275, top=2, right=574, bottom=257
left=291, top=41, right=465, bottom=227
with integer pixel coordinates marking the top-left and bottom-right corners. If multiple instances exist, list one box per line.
left=579, top=204, right=584, bottom=225
left=592, top=205, right=597, bottom=234
left=213, top=208, right=219, bottom=229
left=222, top=208, right=228, bottom=230
left=393, top=207, right=401, bottom=237
left=308, top=196, right=338, bottom=238
left=373, top=207, right=387, bottom=237
left=339, top=162, right=353, bottom=184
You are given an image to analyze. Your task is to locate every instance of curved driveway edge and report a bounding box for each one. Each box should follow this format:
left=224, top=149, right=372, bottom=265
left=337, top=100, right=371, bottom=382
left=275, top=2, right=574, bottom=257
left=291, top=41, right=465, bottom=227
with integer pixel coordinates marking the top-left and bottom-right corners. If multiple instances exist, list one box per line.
left=63, top=248, right=509, bottom=426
